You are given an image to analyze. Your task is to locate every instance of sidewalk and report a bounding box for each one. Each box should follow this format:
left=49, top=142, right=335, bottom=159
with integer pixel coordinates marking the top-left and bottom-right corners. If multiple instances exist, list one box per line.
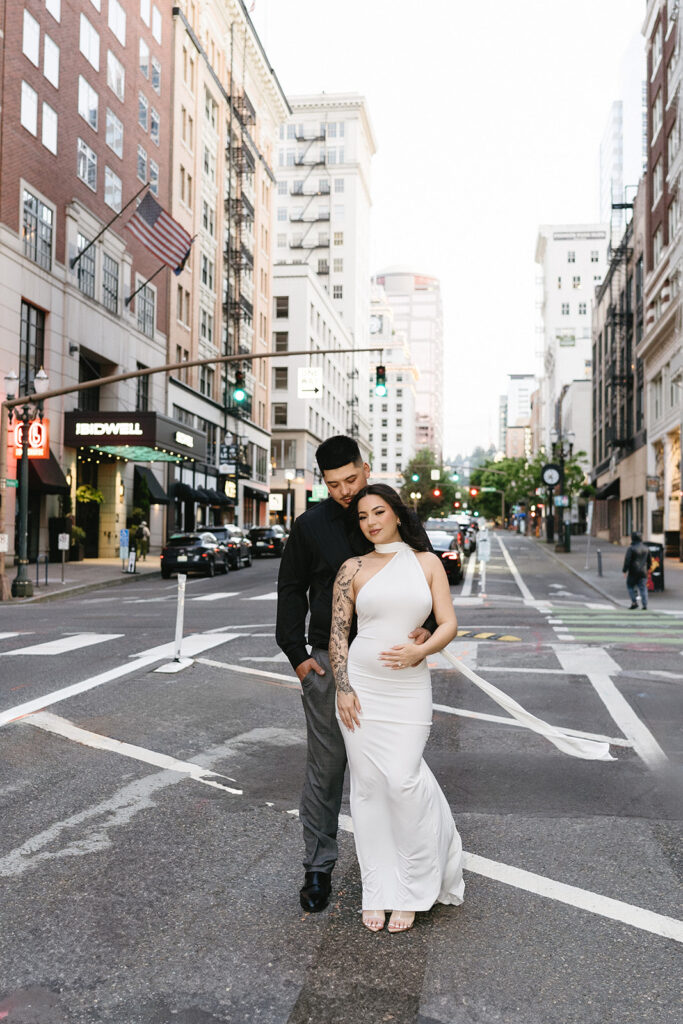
left=2, top=556, right=160, bottom=604
left=533, top=532, right=683, bottom=612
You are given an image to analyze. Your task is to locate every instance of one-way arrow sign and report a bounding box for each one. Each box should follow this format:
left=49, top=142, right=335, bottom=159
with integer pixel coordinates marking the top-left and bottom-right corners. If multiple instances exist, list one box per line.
left=297, top=366, right=323, bottom=399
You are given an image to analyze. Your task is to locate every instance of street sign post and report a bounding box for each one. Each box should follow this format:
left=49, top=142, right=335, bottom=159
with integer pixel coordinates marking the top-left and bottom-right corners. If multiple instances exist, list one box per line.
left=297, top=367, right=323, bottom=399
left=58, top=532, right=70, bottom=583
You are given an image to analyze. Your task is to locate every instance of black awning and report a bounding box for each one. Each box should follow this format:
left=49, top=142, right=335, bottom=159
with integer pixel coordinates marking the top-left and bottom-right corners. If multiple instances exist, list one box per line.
left=243, top=485, right=269, bottom=501
left=595, top=478, right=620, bottom=500
left=28, top=451, right=68, bottom=494
left=206, top=488, right=229, bottom=505
left=135, top=465, right=169, bottom=505
left=172, top=481, right=202, bottom=502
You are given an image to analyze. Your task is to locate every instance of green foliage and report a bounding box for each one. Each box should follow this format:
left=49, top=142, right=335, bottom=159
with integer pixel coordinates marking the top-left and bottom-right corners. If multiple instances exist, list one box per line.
left=400, top=448, right=456, bottom=519
left=70, top=525, right=86, bottom=546
left=469, top=449, right=591, bottom=520
left=76, top=484, right=104, bottom=505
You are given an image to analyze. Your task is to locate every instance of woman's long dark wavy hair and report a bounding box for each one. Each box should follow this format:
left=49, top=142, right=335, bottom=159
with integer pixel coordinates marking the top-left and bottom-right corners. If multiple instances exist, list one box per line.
left=349, top=484, right=429, bottom=552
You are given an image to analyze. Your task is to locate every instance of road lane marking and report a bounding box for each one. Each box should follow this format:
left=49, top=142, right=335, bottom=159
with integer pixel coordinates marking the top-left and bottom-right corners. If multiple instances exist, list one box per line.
left=1, top=633, right=123, bottom=656
left=191, top=592, right=239, bottom=602
left=203, top=622, right=275, bottom=632
left=326, top=814, right=683, bottom=943
left=552, top=645, right=668, bottom=769
left=197, top=657, right=300, bottom=689
left=128, top=633, right=238, bottom=660
left=0, top=727, right=304, bottom=877
left=460, top=551, right=477, bottom=597
left=0, top=633, right=24, bottom=641
left=23, top=712, right=243, bottom=793
left=496, top=536, right=535, bottom=603
left=245, top=591, right=278, bottom=600
left=432, top=703, right=632, bottom=746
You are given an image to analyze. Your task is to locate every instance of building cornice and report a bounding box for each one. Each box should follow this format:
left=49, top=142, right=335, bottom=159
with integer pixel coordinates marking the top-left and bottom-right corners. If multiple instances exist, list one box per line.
left=289, top=93, right=378, bottom=155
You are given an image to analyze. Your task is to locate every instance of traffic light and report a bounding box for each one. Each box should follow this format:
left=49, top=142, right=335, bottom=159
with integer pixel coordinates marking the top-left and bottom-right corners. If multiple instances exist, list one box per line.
left=454, top=500, right=461, bottom=509
left=432, top=488, right=442, bottom=498
left=411, top=473, right=420, bottom=482
left=233, top=368, right=246, bottom=404
left=451, top=472, right=459, bottom=481
left=469, top=486, right=479, bottom=497
left=374, top=364, right=387, bottom=397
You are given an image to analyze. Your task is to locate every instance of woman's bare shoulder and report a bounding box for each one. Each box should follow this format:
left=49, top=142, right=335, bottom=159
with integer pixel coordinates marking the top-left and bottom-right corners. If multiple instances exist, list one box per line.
left=415, top=550, right=442, bottom=568
left=336, top=555, right=366, bottom=578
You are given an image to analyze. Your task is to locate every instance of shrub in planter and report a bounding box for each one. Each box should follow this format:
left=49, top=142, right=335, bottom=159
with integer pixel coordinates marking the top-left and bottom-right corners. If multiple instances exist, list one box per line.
left=69, top=525, right=86, bottom=562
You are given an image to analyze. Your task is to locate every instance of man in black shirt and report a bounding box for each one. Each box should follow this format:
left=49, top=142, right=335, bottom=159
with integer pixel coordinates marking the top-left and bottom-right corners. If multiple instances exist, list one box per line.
left=276, top=435, right=433, bottom=913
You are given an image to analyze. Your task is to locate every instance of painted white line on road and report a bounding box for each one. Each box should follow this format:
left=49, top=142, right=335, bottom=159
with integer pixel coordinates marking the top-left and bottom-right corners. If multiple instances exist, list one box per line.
left=191, top=592, right=239, bottom=602
left=496, top=536, right=535, bottom=603
left=460, top=551, right=477, bottom=598
left=128, top=633, right=238, bottom=660
left=241, top=652, right=290, bottom=663
left=0, top=727, right=304, bottom=877
left=553, top=645, right=668, bottom=769
left=245, top=591, right=278, bottom=601
left=23, top=712, right=243, bottom=794
left=331, top=816, right=682, bottom=943
left=197, top=657, right=300, bottom=687
left=0, top=656, right=160, bottom=728
left=1, top=633, right=123, bottom=656
left=203, top=622, right=274, bottom=632
left=0, top=633, right=25, bottom=641
left=432, top=703, right=632, bottom=746
left=453, top=596, right=484, bottom=606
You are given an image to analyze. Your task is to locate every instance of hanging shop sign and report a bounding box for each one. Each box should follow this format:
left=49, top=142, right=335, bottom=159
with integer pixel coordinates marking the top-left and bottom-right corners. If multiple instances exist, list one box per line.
left=64, top=411, right=205, bottom=462
left=646, top=475, right=660, bottom=492
left=11, top=418, right=50, bottom=459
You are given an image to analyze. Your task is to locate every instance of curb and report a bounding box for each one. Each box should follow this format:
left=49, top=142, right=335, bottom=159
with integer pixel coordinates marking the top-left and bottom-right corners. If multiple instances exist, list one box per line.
left=533, top=540, right=620, bottom=606
left=12, top=568, right=162, bottom=605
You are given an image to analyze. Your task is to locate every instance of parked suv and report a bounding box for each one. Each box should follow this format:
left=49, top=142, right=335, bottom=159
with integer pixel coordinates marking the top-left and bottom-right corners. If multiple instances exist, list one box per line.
left=248, top=525, right=288, bottom=557
left=160, top=532, right=229, bottom=579
left=210, top=525, right=252, bottom=569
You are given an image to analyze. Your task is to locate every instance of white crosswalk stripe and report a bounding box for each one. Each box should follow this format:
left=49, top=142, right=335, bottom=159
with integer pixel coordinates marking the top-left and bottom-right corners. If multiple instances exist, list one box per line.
left=1, top=633, right=123, bottom=656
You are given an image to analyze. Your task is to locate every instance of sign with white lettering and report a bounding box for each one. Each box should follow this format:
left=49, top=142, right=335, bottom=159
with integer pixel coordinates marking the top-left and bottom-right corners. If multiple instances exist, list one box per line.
left=11, top=418, right=50, bottom=459
left=224, top=479, right=237, bottom=499
left=174, top=430, right=194, bottom=448
left=58, top=533, right=70, bottom=551
left=269, top=493, right=284, bottom=511
left=646, top=475, right=660, bottom=492
left=75, top=421, right=144, bottom=436
left=297, top=366, right=323, bottom=399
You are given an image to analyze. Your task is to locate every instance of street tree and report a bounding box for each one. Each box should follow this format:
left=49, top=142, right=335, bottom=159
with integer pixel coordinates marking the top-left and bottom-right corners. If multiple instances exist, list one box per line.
left=400, top=448, right=456, bottom=520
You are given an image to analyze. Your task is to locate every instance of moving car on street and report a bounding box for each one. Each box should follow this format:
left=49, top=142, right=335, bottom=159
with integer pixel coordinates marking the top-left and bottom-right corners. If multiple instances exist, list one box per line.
left=210, top=525, right=252, bottom=569
left=425, top=529, right=463, bottom=584
left=248, top=525, right=288, bottom=557
left=160, top=532, right=229, bottom=579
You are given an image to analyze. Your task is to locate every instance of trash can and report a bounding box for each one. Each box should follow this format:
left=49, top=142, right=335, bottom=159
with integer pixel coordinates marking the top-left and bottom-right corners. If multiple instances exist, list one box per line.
left=645, top=541, right=665, bottom=592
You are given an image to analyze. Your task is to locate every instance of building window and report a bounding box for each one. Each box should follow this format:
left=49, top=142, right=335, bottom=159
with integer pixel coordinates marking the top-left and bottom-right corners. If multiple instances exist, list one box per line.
left=272, top=403, right=287, bottom=426
left=23, top=190, right=53, bottom=270
left=567, top=250, right=575, bottom=263
left=578, top=302, right=587, bottom=315
left=43, top=35, right=60, bottom=87
left=151, top=56, right=161, bottom=92
left=42, top=103, right=58, bottom=154
left=201, top=255, right=214, bottom=291
left=137, top=283, right=155, bottom=337
left=621, top=498, right=633, bottom=538
left=652, top=24, right=663, bottom=73
left=635, top=495, right=644, bottom=534
left=76, top=233, right=95, bottom=297
left=46, top=0, right=61, bottom=21
left=150, top=107, right=160, bottom=145
left=333, top=232, right=344, bottom=245
left=204, top=89, right=217, bottom=128
left=106, top=108, right=123, bottom=157
left=19, top=301, right=45, bottom=397
left=78, top=76, right=98, bottom=130
left=102, top=254, right=119, bottom=313
left=149, top=159, right=159, bottom=195
left=333, top=284, right=343, bottom=299
left=104, top=166, right=122, bottom=211
left=136, top=362, right=149, bottom=410
left=139, top=92, right=149, bottom=132
left=199, top=364, right=214, bottom=397
left=79, top=14, right=99, bottom=71
left=669, top=197, right=679, bottom=240
left=333, top=204, right=344, bottom=220
left=152, top=5, right=162, bottom=44
left=333, top=258, right=343, bottom=272
left=572, top=275, right=581, bottom=288
left=109, top=0, right=126, bottom=44
left=199, top=307, right=214, bottom=344
left=652, top=89, right=663, bottom=141
left=20, top=81, right=38, bottom=135
left=561, top=302, right=570, bottom=315
left=139, top=38, right=150, bottom=77
left=23, top=8, right=40, bottom=64
left=107, top=50, right=125, bottom=101
left=77, top=138, right=97, bottom=190
left=274, top=331, right=288, bottom=352
left=273, top=367, right=288, bottom=389
left=653, top=224, right=664, bottom=266
left=141, top=0, right=151, bottom=26
left=277, top=233, right=286, bottom=247
left=137, top=144, right=147, bottom=182
left=653, top=157, right=663, bottom=206
left=275, top=296, right=289, bottom=318
left=590, top=250, right=599, bottom=262
left=334, top=177, right=344, bottom=192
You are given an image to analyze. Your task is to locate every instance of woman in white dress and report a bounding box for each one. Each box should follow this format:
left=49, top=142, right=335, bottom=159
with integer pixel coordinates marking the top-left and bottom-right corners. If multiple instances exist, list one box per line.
left=330, top=484, right=465, bottom=933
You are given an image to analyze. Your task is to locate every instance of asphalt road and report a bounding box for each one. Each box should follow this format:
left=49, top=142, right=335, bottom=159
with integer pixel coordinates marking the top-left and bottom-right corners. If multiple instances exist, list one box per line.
left=0, top=535, right=681, bottom=1024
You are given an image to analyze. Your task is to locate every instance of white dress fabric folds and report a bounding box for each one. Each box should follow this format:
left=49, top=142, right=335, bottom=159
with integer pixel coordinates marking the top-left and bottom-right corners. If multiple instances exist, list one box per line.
left=337, top=541, right=464, bottom=912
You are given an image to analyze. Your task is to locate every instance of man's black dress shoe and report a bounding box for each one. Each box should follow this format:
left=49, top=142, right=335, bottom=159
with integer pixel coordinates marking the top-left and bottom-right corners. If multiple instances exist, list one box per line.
left=299, top=871, right=332, bottom=912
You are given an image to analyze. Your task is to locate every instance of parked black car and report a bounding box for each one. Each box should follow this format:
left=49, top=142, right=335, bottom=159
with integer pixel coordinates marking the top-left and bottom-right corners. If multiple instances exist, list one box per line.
left=248, top=525, right=288, bottom=557
left=210, top=525, right=252, bottom=569
left=425, top=530, right=463, bottom=584
left=160, top=532, right=229, bottom=579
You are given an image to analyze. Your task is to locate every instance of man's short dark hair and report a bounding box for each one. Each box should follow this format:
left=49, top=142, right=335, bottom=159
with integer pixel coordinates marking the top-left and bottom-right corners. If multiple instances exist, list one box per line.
left=316, top=435, right=363, bottom=473
left=631, top=531, right=642, bottom=543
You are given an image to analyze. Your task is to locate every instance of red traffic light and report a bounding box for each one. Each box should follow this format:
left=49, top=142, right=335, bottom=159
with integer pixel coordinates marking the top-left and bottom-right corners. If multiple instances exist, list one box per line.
left=454, top=501, right=461, bottom=508
left=432, top=488, right=441, bottom=498
left=469, top=487, right=479, bottom=497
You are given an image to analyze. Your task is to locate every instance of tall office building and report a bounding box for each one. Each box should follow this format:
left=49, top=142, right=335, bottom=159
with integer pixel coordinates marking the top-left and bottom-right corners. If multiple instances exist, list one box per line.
left=371, top=268, right=444, bottom=459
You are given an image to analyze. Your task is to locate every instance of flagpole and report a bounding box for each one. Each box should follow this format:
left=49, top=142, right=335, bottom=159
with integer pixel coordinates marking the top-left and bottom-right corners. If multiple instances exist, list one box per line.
left=124, top=263, right=166, bottom=307
left=70, top=182, right=149, bottom=269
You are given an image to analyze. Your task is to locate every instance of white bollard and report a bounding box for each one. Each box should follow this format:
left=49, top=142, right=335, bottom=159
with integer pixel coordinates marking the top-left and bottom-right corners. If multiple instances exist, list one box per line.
left=173, top=573, right=187, bottom=662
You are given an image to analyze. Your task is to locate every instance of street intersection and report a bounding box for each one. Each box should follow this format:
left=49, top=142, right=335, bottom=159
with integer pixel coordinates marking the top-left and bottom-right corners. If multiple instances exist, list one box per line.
left=0, top=535, right=680, bottom=1024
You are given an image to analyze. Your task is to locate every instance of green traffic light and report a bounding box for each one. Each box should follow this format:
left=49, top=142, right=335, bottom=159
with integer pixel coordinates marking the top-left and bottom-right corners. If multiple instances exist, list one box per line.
left=233, top=387, right=246, bottom=403
left=411, top=473, right=420, bottom=482
left=451, top=472, right=459, bottom=481
left=374, top=383, right=387, bottom=397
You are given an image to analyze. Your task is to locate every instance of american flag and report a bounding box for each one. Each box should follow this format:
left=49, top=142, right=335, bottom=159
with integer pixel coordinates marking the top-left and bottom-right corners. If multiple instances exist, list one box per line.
left=126, top=192, right=193, bottom=273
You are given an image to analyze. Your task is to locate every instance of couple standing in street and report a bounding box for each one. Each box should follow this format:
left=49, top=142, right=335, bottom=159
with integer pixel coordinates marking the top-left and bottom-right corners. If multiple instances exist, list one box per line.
left=276, top=435, right=464, bottom=933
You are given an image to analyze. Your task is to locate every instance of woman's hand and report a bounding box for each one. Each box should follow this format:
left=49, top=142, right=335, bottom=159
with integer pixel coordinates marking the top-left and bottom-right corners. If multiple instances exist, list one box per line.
left=379, top=643, right=425, bottom=670
left=337, top=689, right=362, bottom=732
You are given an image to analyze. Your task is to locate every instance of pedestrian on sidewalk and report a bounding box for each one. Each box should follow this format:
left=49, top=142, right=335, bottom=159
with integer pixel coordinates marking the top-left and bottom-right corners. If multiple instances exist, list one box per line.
left=622, top=531, right=652, bottom=609
left=275, top=435, right=436, bottom=915
left=137, top=521, right=150, bottom=560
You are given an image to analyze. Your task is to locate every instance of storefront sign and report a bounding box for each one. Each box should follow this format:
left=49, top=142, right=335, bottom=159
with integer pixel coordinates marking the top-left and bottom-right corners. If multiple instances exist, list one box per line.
left=174, top=430, right=194, bottom=448
left=64, top=411, right=206, bottom=462
left=269, top=493, right=283, bottom=511
left=75, top=421, right=144, bottom=436
left=646, top=475, right=660, bottom=492
left=224, top=479, right=237, bottom=499
left=12, top=418, right=50, bottom=458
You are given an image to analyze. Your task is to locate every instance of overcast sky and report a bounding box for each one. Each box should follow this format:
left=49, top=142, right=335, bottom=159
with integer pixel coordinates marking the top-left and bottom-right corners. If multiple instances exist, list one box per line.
left=252, top=0, right=645, bottom=457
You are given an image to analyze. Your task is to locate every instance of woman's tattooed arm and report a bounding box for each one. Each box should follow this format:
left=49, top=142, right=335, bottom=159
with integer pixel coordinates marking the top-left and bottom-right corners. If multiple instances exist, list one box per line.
left=329, top=558, right=363, bottom=694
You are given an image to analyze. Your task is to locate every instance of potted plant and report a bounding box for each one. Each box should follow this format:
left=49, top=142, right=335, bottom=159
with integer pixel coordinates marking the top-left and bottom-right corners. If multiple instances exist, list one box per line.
left=69, top=525, right=86, bottom=562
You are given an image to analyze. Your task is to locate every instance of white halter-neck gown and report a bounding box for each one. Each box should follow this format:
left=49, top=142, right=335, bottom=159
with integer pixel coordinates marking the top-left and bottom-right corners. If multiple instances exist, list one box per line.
left=337, top=541, right=465, bottom=911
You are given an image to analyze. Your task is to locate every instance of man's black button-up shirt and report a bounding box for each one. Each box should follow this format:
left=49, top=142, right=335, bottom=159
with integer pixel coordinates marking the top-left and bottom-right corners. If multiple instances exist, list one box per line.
left=276, top=496, right=436, bottom=671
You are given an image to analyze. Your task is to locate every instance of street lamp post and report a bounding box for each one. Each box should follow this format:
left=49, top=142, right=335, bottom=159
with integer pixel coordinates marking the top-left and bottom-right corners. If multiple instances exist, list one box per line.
left=5, top=367, right=49, bottom=598
left=285, top=469, right=295, bottom=530
left=550, top=428, right=574, bottom=552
